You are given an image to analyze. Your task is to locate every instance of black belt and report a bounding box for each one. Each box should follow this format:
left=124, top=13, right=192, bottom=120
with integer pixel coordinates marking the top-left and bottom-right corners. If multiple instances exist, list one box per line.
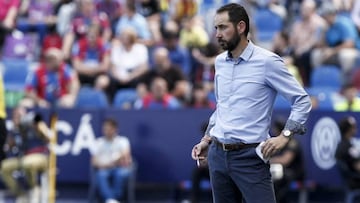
left=213, top=138, right=259, bottom=151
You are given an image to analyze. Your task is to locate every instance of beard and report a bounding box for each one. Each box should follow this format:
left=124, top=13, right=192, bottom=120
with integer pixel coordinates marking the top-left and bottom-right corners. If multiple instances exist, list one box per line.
left=218, top=30, right=241, bottom=52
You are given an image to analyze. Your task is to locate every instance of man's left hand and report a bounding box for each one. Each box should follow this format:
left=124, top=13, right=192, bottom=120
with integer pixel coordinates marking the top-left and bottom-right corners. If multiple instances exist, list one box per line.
left=262, top=134, right=290, bottom=159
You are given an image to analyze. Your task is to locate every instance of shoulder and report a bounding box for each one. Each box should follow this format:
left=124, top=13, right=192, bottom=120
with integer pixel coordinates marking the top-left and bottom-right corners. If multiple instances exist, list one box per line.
left=95, top=137, right=106, bottom=144
left=134, top=43, right=148, bottom=51
left=214, top=51, right=228, bottom=64
left=116, top=135, right=129, bottom=141
left=253, top=44, right=279, bottom=58
left=115, top=135, right=130, bottom=145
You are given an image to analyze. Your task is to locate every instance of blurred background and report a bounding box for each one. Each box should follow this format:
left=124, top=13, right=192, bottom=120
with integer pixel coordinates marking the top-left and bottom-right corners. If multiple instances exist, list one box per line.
left=0, top=0, right=360, bottom=202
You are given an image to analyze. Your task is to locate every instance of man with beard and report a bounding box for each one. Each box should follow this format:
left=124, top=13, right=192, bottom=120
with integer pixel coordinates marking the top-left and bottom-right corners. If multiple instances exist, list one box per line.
left=191, top=3, right=312, bottom=203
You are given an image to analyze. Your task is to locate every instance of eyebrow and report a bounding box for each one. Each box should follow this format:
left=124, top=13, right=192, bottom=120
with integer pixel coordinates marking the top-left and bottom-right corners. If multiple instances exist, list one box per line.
left=215, top=23, right=227, bottom=30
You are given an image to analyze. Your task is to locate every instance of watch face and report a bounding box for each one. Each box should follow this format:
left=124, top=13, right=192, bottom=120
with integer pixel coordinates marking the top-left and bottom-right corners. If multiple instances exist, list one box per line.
left=284, top=130, right=291, bottom=137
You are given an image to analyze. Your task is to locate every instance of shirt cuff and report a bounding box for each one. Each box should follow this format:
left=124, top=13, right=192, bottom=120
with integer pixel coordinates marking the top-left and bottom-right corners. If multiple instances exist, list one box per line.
left=284, top=119, right=306, bottom=135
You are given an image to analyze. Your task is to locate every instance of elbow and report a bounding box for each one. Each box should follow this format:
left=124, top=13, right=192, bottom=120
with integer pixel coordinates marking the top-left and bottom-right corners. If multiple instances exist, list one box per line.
left=304, top=94, right=313, bottom=113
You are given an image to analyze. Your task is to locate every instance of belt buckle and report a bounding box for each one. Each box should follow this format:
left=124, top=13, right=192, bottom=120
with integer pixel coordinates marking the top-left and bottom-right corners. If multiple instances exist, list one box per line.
left=222, top=143, right=229, bottom=151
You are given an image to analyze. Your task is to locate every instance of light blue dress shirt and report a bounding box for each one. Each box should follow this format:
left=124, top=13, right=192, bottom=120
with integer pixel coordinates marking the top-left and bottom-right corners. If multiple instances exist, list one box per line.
left=206, top=41, right=311, bottom=144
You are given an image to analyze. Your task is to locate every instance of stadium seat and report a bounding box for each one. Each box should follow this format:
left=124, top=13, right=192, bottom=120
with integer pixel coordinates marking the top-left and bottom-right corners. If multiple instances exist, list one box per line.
left=2, top=30, right=39, bottom=61
left=75, top=87, right=109, bottom=108
left=306, top=87, right=336, bottom=110
left=310, top=65, right=342, bottom=89
left=1, top=58, right=29, bottom=91
left=253, top=8, right=283, bottom=42
left=207, top=91, right=216, bottom=103
left=112, top=88, right=138, bottom=109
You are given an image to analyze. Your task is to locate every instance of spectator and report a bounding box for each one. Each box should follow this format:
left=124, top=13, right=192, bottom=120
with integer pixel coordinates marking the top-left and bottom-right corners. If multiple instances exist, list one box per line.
left=62, top=0, right=112, bottom=60
left=91, top=118, right=133, bottom=203
left=162, top=20, right=192, bottom=76
left=71, top=23, right=111, bottom=91
left=289, top=0, right=327, bottom=86
left=335, top=116, right=360, bottom=189
left=17, top=0, right=57, bottom=44
left=135, top=77, right=181, bottom=109
left=191, top=42, right=219, bottom=92
left=96, top=0, right=122, bottom=31
left=270, top=118, right=305, bottom=203
left=273, top=31, right=304, bottom=86
left=136, top=0, right=162, bottom=43
left=0, top=0, right=21, bottom=49
left=188, top=83, right=215, bottom=109
left=333, top=0, right=353, bottom=15
left=108, top=27, right=149, bottom=100
left=179, top=16, right=209, bottom=49
left=1, top=107, right=50, bottom=203
left=334, top=83, right=360, bottom=111
left=139, top=47, right=189, bottom=104
left=115, top=0, right=153, bottom=46
left=170, top=0, right=197, bottom=23
left=311, top=2, right=360, bottom=75
left=351, top=0, right=360, bottom=32
left=23, top=48, right=80, bottom=108
left=54, top=0, right=76, bottom=37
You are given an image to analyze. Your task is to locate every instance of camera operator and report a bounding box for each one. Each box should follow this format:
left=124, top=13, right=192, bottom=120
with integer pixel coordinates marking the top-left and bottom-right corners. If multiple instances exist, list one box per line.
left=1, top=106, right=50, bottom=203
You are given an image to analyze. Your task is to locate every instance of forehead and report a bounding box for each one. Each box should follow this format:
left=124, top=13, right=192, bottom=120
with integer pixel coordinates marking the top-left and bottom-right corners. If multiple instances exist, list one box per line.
left=214, top=12, right=230, bottom=26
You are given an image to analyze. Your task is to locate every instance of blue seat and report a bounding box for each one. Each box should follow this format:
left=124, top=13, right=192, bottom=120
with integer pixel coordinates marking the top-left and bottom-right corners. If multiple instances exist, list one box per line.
left=2, top=59, right=29, bottom=91
left=112, top=88, right=138, bottom=109
left=207, top=91, right=216, bottom=103
left=310, top=65, right=342, bottom=89
left=306, top=87, right=335, bottom=110
left=75, top=87, right=109, bottom=108
left=254, top=8, right=283, bottom=42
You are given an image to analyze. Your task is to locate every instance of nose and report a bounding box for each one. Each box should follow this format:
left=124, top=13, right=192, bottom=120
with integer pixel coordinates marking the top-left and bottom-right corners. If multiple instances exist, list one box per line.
left=215, top=31, right=222, bottom=39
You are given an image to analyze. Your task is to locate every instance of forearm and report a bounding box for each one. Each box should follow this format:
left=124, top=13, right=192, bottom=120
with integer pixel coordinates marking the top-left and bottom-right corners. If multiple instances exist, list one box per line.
left=62, top=33, right=75, bottom=59
left=26, top=91, right=43, bottom=104
left=102, top=29, right=112, bottom=44
left=3, top=7, right=18, bottom=29
left=99, top=56, right=110, bottom=72
left=73, top=60, right=101, bottom=75
left=129, top=65, right=148, bottom=80
left=68, top=74, right=80, bottom=97
left=334, top=40, right=355, bottom=52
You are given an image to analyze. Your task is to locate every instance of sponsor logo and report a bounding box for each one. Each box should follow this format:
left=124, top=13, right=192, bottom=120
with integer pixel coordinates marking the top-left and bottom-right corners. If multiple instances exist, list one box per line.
left=311, top=117, right=341, bottom=170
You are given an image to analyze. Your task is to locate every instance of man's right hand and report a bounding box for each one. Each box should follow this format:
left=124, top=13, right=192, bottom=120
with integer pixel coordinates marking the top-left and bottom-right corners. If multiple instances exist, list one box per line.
left=191, top=140, right=210, bottom=167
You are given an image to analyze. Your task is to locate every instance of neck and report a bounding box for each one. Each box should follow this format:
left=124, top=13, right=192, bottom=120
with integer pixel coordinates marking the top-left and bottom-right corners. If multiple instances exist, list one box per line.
left=230, top=38, right=248, bottom=59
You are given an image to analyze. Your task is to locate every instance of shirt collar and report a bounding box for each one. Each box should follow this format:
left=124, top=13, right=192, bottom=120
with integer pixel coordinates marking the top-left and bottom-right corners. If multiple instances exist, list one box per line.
left=225, top=41, right=254, bottom=64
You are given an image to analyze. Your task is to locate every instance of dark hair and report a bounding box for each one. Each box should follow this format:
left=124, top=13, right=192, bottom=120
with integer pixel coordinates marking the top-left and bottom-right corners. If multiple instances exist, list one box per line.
left=126, top=0, right=136, bottom=12
left=104, top=118, right=118, bottom=128
left=216, top=3, right=250, bottom=37
left=338, top=116, right=356, bottom=137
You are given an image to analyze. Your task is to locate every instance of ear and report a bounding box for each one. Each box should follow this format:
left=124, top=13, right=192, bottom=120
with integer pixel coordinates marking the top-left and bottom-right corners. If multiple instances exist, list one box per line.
left=237, top=21, right=246, bottom=34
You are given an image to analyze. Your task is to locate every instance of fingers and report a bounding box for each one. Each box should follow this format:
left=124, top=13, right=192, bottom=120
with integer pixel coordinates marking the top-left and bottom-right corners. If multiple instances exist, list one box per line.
left=261, top=142, right=277, bottom=159
left=191, top=145, right=200, bottom=160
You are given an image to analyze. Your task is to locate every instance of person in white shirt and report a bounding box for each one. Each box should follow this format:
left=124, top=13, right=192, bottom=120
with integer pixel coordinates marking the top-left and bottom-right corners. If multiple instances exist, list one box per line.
left=91, top=118, right=132, bottom=203
left=108, top=26, right=149, bottom=100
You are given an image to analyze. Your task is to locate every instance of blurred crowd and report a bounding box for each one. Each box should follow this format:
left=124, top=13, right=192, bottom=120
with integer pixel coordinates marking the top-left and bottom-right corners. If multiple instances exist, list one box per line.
left=1, top=0, right=360, bottom=111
